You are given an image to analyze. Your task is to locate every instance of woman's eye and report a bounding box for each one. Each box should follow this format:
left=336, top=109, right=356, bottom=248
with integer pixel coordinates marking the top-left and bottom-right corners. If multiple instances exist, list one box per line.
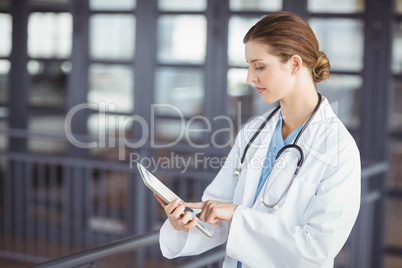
left=255, top=67, right=264, bottom=71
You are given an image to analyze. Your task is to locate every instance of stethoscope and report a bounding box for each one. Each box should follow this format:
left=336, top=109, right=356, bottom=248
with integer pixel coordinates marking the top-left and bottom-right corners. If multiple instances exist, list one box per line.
left=233, top=93, right=323, bottom=210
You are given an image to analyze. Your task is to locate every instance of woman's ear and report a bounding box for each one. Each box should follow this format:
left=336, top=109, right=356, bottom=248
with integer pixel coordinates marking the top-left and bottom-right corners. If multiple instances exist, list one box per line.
left=290, top=54, right=303, bottom=75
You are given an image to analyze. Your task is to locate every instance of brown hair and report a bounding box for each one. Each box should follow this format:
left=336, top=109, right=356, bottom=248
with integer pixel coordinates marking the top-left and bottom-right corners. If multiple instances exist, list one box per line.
left=243, top=11, right=330, bottom=83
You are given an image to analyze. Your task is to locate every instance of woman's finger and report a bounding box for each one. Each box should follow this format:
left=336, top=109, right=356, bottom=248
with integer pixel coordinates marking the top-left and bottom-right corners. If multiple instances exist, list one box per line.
left=197, top=201, right=210, bottom=222
left=171, top=203, right=186, bottom=219
left=154, top=193, right=167, bottom=207
left=180, top=211, right=193, bottom=225
left=185, top=217, right=198, bottom=229
left=203, top=203, right=216, bottom=225
left=165, top=199, right=181, bottom=214
left=206, top=212, right=218, bottom=225
left=182, top=202, right=205, bottom=209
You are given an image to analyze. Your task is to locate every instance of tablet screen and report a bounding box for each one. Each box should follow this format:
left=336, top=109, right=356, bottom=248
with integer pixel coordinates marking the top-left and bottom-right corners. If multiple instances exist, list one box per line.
left=137, top=163, right=182, bottom=204
left=137, top=163, right=212, bottom=238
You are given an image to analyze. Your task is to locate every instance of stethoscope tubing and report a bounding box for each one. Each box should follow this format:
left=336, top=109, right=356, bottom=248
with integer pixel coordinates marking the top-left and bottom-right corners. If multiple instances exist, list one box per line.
left=234, top=93, right=323, bottom=209
left=240, top=105, right=281, bottom=165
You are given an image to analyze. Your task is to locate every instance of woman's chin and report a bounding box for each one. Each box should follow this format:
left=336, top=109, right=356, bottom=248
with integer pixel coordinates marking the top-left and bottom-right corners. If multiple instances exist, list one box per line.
left=260, top=95, right=278, bottom=104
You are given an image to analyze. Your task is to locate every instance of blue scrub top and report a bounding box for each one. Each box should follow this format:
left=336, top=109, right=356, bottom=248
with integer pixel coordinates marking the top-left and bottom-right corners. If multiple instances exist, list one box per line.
left=238, top=115, right=304, bottom=268
left=254, top=114, right=304, bottom=203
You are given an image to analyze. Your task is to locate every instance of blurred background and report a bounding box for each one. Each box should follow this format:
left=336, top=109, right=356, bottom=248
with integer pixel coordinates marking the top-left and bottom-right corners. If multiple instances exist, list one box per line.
left=0, top=0, right=401, bottom=267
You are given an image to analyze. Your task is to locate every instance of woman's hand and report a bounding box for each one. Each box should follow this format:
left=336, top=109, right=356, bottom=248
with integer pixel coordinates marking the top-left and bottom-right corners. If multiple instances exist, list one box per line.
left=154, top=193, right=198, bottom=232
left=183, top=200, right=238, bottom=226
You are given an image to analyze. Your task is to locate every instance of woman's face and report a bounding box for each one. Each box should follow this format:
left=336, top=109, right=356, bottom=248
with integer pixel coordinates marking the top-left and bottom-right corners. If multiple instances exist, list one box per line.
left=245, top=40, right=294, bottom=104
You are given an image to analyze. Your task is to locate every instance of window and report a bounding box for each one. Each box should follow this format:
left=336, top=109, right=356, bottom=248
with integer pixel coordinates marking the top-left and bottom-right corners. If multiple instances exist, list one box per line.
left=0, top=1, right=9, bottom=153
left=230, top=0, right=281, bottom=12
left=28, top=12, right=72, bottom=58
left=28, top=115, right=67, bottom=154
left=308, top=0, right=364, bottom=13
left=0, top=12, right=11, bottom=122
left=87, top=0, right=136, bottom=160
left=316, top=74, right=362, bottom=128
left=153, top=3, right=207, bottom=145
left=88, top=64, right=134, bottom=113
left=309, top=19, right=364, bottom=72
left=90, top=0, right=136, bottom=10
left=27, top=12, right=72, bottom=110
left=0, top=60, right=9, bottom=104
left=157, top=15, right=206, bottom=64
left=158, top=0, right=206, bottom=11
left=0, top=13, right=11, bottom=57
left=392, top=22, right=402, bottom=74
left=154, top=67, right=204, bottom=117
left=90, top=14, right=135, bottom=60
left=308, top=4, right=364, bottom=133
left=26, top=3, right=73, bottom=154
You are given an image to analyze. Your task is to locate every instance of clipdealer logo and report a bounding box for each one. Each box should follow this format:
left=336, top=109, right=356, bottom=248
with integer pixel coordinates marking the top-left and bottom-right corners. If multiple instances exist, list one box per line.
left=64, top=102, right=248, bottom=161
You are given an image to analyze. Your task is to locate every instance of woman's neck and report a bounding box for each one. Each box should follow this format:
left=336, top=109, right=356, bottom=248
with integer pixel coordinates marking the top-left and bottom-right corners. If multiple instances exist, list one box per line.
left=279, top=88, right=319, bottom=139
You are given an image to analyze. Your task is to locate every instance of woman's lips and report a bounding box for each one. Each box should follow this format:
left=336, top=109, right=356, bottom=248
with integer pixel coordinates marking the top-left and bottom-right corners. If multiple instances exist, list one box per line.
left=256, top=87, right=266, bottom=94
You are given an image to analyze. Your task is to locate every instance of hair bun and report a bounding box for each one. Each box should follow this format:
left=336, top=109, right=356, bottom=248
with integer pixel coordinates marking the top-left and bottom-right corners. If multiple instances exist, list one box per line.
left=312, top=51, right=330, bottom=83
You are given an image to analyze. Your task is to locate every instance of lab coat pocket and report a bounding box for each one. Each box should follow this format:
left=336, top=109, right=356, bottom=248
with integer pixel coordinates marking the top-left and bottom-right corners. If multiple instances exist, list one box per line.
left=282, top=178, right=318, bottom=223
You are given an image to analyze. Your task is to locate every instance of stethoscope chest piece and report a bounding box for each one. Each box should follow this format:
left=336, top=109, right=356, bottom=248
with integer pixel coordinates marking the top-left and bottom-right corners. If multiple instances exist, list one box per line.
left=233, top=167, right=242, bottom=178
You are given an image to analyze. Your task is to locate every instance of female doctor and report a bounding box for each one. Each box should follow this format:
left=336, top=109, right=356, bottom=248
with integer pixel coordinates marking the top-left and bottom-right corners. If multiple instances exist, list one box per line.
left=155, top=11, right=361, bottom=268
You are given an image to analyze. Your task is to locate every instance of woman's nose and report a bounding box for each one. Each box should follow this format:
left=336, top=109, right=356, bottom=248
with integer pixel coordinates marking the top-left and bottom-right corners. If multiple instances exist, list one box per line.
left=247, top=69, right=256, bottom=84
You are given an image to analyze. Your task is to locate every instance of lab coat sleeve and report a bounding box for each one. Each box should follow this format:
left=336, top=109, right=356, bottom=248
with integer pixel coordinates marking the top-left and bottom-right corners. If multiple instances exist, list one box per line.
left=159, top=218, right=231, bottom=258
left=159, top=130, right=244, bottom=258
left=226, top=138, right=361, bottom=267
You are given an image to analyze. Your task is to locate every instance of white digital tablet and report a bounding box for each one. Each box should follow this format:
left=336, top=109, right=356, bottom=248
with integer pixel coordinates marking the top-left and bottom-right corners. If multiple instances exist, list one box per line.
left=137, top=163, right=212, bottom=238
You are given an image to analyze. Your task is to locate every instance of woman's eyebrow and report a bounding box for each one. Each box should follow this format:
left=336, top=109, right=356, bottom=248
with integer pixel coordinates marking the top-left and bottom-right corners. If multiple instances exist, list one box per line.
left=246, top=59, right=263, bottom=63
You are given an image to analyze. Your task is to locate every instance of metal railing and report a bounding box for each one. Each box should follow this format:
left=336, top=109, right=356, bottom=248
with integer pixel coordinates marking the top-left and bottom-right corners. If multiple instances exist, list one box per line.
left=27, top=229, right=226, bottom=268
left=28, top=231, right=160, bottom=268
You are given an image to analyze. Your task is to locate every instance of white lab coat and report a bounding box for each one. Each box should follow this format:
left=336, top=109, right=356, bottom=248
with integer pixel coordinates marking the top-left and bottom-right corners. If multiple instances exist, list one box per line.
left=159, top=97, right=361, bottom=268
